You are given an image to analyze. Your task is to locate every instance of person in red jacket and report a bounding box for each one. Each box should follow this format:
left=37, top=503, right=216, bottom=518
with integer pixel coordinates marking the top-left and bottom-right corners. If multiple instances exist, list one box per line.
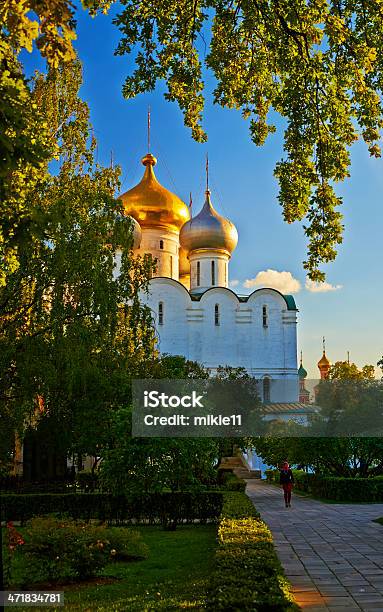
left=280, top=461, right=294, bottom=508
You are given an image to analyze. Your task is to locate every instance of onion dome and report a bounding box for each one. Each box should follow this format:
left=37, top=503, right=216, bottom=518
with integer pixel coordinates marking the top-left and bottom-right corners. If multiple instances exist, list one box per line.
left=298, top=352, right=308, bottom=379
left=317, top=351, right=330, bottom=369
left=179, top=246, right=190, bottom=277
left=180, top=190, right=238, bottom=254
left=120, top=153, right=190, bottom=232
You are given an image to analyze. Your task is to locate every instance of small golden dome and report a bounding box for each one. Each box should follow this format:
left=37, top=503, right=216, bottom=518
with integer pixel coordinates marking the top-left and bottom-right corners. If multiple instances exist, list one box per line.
left=318, top=351, right=330, bottom=368
left=180, top=190, right=238, bottom=255
left=120, top=153, right=190, bottom=232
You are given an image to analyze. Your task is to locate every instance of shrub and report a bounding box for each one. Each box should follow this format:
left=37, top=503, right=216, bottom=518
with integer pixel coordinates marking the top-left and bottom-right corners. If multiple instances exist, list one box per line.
left=218, top=471, right=246, bottom=492
left=265, top=469, right=383, bottom=502
left=2, top=491, right=223, bottom=526
left=105, top=527, right=148, bottom=561
left=207, top=492, right=297, bottom=611
left=8, top=517, right=148, bottom=587
left=75, top=471, right=99, bottom=492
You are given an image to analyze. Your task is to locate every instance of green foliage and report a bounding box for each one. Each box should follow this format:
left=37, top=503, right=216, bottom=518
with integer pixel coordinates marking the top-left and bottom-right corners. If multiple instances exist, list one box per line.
left=7, top=517, right=147, bottom=587
left=113, top=0, right=383, bottom=280
left=266, top=469, right=383, bottom=502
left=100, top=411, right=219, bottom=494
left=328, top=360, right=376, bottom=381
left=207, top=492, right=297, bottom=611
left=0, top=39, right=51, bottom=286
left=217, top=471, right=246, bottom=492
left=0, top=61, right=156, bottom=463
left=2, top=491, right=223, bottom=525
left=254, top=433, right=383, bottom=478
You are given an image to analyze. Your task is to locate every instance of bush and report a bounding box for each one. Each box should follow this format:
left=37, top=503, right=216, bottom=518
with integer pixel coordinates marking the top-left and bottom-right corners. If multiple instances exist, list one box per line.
left=8, top=517, right=149, bottom=587
left=265, top=469, right=383, bottom=502
left=2, top=491, right=223, bottom=526
left=75, top=471, right=99, bottom=492
left=218, top=471, right=246, bottom=492
left=207, top=492, right=297, bottom=611
left=105, top=527, right=148, bottom=561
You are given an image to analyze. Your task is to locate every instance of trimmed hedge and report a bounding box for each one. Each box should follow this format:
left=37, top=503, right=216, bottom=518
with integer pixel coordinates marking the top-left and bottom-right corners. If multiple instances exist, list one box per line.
left=218, top=471, right=247, bottom=492
left=265, top=469, right=383, bottom=502
left=207, top=492, right=297, bottom=611
left=1, top=492, right=223, bottom=526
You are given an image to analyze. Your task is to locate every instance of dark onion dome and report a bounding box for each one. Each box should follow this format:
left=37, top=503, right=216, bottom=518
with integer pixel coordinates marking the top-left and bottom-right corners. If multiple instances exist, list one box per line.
left=179, top=190, right=238, bottom=255
left=298, top=363, right=308, bottom=379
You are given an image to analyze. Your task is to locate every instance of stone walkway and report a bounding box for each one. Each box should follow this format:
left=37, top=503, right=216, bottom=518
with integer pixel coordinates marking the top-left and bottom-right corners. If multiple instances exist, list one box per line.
left=246, top=480, right=383, bottom=611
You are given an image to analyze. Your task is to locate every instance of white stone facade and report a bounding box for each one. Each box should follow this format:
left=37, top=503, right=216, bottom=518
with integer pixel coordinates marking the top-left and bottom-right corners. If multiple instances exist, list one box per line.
left=120, top=152, right=299, bottom=403
left=140, top=278, right=299, bottom=403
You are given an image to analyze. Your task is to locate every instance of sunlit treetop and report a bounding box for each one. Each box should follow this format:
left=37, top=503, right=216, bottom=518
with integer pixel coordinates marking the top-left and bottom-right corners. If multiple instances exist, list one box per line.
left=113, top=0, right=383, bottom=280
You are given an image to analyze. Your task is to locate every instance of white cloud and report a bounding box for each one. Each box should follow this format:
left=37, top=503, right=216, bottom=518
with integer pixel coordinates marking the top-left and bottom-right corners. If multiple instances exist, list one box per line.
left=243, top=269, right=301, bottom=294
left=305, top=278, right=343, bottom=293
left=229, top=279, right=239, bottom=288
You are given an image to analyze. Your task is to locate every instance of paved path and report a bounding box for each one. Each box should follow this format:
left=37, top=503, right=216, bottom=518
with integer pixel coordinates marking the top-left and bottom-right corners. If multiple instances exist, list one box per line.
left=246, top=480, right=383, bottom=611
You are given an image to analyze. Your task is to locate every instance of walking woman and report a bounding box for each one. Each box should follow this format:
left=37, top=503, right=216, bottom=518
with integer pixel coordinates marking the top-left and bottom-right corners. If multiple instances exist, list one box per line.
left=280, top=461, right=294, bottom=508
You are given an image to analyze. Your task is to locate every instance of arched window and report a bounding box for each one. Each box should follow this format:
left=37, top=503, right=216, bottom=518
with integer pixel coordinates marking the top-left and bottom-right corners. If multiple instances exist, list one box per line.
left=263, top=377, right=270, bottom=403
left=158, top=302, right=164, bottom=325
left=215, top=303, right=220, bottom=326
left=211, top=260, right=216, bottom=285
left=262, top=305, right=268, bottom=328
left=225, top=263, right=227, bottom=285
left=197, top=261, right=200, bottom=286
left=170, top=255, right=173, bottom=277
left=159, top=240, right=164, bottom=250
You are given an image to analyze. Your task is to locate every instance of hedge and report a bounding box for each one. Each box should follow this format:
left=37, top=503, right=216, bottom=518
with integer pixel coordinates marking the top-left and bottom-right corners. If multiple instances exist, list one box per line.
left=1, top=492, right=223, bottom=526
left=218, top=471, right=247, bottom=492
left=265, top=469, right=383, bottom=502
left=206, top=492, right=297, bottom=611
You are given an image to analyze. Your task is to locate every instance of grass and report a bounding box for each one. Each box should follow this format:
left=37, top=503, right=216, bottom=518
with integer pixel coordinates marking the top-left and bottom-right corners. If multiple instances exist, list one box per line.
left=12, top=525, right=217, bottom=612
left=373, top=517, right=383, bottom=526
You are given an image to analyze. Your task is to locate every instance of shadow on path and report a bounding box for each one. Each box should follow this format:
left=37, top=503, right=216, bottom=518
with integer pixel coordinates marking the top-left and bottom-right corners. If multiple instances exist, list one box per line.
left=246, top=480, right=383, bottom=611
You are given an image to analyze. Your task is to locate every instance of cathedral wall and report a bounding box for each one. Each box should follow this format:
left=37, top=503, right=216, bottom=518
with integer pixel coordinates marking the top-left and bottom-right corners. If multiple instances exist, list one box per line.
left=141, top=279, right=298, bottom=402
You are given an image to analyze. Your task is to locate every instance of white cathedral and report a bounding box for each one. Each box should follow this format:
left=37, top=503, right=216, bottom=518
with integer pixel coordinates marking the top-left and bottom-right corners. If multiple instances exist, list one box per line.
left=119, top=151, right=299, bottom=404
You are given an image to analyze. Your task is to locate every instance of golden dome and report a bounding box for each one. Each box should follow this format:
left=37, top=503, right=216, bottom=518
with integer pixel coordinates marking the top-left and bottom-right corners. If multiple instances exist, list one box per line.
left=180, top=190, right=238, bottom=255
left=318, top=351, right=330, bottom=368
left=119, top=153, right=190, bottom=232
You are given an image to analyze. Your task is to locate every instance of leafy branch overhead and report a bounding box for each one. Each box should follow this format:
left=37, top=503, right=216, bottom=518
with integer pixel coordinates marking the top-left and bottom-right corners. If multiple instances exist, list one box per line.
left=2, top=1, right=383, bottom=280
left=113, top=0, right=383, bottom=280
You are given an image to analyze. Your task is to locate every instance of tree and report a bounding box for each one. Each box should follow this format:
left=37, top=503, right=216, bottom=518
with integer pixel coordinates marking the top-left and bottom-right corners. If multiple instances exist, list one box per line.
left=252, top=360, right=383, bottom=477
left=0, top=60, right=156, bottom=472
left=113, top=0, right=383, bottom=280
left=100, top=355, right=219, bottom=495
left=328, top=360, right=375, bottom=381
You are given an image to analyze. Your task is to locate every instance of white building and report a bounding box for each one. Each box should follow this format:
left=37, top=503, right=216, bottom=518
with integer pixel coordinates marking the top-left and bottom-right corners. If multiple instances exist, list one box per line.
left=120, top=151, right=299, bottom=403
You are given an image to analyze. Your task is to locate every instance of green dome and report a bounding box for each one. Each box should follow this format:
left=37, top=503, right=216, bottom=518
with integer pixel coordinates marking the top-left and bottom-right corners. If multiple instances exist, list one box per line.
left=298, top=364, right=307, bottom=379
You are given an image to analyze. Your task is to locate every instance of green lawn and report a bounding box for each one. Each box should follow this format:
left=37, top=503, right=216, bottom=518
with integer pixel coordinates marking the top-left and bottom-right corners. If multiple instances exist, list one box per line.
left=17, top=525, right=217, bottom=612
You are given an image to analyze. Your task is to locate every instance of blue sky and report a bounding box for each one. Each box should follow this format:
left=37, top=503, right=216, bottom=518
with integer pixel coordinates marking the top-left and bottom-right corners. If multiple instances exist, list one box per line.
left=22, top=5, right=383, bottom=377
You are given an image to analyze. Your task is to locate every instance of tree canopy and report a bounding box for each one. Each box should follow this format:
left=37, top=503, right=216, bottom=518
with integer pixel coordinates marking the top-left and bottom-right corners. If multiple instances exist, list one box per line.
left=3, top=2, right=383, bottom=281
left=113, top=0, right=383, bottom=280
left=0, top=61, right=156, bottom=469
